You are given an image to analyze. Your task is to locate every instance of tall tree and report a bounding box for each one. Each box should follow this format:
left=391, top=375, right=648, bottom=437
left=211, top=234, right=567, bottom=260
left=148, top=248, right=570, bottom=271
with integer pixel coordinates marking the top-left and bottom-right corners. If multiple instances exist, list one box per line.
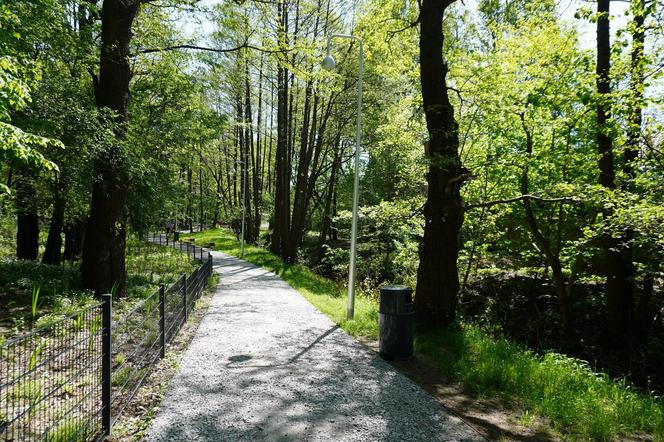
left=595, top=0, right=634, bottom=343
left=81, top=0, right=139, bottom=297
left=415, top=0, right=468, bottom=327
left=271, top=0, right=291, bottom=257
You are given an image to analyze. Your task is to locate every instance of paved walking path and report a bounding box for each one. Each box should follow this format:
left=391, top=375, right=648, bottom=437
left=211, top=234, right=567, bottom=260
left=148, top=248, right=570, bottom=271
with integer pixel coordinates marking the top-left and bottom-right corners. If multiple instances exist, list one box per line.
left=144, top=252, right=483, bottom=442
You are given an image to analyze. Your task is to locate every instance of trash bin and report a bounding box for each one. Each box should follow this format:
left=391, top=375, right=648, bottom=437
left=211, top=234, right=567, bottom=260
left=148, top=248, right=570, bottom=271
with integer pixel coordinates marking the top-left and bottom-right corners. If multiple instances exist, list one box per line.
left=378, top=285, right=414, bottom=360
left=173, top=231, right=180, bottom=241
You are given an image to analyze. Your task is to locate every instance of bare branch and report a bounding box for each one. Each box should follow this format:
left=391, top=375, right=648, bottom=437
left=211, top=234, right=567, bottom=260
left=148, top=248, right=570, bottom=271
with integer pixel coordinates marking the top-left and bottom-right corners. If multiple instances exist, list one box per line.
left=135, top=43, right=292, bottom=56
left=464, top=195, right=580, bottom=211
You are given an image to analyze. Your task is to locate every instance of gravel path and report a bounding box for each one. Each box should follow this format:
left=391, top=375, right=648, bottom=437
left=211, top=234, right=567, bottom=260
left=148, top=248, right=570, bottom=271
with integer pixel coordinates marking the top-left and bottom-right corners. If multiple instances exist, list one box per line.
left=144, top=252, right=483, bottom=442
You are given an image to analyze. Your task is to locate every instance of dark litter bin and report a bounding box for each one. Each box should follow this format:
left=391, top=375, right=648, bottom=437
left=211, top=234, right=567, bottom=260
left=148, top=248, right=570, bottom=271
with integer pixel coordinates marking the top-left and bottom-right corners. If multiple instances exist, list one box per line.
left=378, top=285, right=414, bottom=360
left=173, top=231, right=180, bottom=241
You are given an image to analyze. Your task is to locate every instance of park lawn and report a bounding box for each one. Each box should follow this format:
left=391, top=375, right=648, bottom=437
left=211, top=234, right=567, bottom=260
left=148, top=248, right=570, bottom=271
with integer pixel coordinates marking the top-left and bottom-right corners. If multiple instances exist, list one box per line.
left=190, top=227, right=664, bottom=441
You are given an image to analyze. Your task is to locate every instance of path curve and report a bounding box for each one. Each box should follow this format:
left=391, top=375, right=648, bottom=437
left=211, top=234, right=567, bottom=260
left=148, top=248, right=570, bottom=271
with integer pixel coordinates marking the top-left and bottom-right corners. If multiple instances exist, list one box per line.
left=144, top=252, right=483, bottom=442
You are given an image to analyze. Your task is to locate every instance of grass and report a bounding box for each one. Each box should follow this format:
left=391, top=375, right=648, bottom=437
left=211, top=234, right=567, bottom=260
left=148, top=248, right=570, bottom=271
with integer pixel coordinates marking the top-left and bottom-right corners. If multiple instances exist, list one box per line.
left=190, top=227, right=664, bottom=442
left=45, top=417, right=92, bottom=442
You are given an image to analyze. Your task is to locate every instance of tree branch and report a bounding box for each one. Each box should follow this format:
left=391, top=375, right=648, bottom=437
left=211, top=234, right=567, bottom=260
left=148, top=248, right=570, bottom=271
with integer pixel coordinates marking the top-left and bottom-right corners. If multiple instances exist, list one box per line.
left=136, top=43, right=292, bottom=56
left=464, top=195, right=580, bottom=211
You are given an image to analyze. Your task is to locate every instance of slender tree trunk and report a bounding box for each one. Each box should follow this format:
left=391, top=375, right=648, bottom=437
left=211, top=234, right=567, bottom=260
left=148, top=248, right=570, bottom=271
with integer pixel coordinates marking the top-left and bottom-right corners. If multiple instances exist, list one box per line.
left=16, top=171, right=39, bottom=261
left=415, top=0, right=467, bottom=328
left=596, top=0, right=634, bottom=343
left=42, top=183, right=66, bottom=265
left=267, top=83, right=275, bottom=196
left=246, top=57, right=261, bottom=243
left=317, top=134, right=341, bottom=257
left=519, top=116, right=574, bottom=340
left=285, top=79, right=314, bottom=262
left=81, top=0, right=138, bottom=297
left=625, top=0, right=645, bottom=172
left=199, top=164, right=203, bottom=231
left=187, top=166, right=193, bottom=232
left=271, top=0, right=291, bottom=257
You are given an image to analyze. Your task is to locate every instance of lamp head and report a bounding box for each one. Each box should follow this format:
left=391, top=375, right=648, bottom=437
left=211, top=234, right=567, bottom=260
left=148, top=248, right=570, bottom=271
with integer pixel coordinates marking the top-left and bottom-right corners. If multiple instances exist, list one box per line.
left=321, top=54, right=336, bottom=71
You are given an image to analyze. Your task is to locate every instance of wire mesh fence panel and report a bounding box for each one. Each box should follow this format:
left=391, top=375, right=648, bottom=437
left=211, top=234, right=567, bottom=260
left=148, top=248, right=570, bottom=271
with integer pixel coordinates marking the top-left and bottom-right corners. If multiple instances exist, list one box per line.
left=109, top=289, right=162, bottom=424
left=0, top=235, right=213, bottom=441
left=164, top=277, right=186, bottom=344
left=0, top=305, right=104, bottom=442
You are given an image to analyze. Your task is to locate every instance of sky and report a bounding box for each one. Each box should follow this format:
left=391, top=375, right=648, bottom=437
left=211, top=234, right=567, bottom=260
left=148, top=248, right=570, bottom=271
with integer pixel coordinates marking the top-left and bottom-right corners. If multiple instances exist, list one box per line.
left=179, top=0, right=632, bottom=51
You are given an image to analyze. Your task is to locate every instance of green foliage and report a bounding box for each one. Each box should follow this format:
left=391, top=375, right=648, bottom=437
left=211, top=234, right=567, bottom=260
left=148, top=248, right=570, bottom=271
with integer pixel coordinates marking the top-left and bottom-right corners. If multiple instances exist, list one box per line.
left=11, top=379, right=44, bottom=402
left=28, top=338, right=47, bottom=371
left=45, top=417, right=92, bottom=442
left=0, top=5, right=60, bottom=177
left=328, top=199, right=422, bottom=289
left=0, top=259, right=79, bottom=294
left=418, top=325, right=664, bottom=440
left=30, top=285, right=40, bottom=321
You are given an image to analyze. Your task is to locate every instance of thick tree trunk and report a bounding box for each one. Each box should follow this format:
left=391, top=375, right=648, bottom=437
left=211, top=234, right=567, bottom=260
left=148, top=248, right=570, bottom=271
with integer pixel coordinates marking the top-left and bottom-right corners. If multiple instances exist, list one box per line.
left=16, top=172, right=39, bottom=261
left=81, top=0, right=138, bottom=297
left=415, top=0, right=466, bottom=328
left=42, top=188, right=65, bottom=265
left=596, top=0, right=634, bottom=342
left=63, top=219, right=86, bottom=262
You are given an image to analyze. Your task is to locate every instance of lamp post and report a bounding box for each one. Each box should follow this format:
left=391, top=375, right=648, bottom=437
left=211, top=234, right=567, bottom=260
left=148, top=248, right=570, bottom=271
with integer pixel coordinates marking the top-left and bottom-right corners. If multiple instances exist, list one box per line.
left=322, top=34, right=364, bottom=320
left=235, top=160, right=247, bottom=258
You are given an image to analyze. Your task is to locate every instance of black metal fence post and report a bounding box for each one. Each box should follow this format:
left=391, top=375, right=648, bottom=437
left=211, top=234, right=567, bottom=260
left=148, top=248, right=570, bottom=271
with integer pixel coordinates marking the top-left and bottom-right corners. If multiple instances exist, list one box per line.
left=159, top=284, right=165, bottom=358
left=102, top=293, right=112, bottom=436
left=182, top=274, right=188, bottom=322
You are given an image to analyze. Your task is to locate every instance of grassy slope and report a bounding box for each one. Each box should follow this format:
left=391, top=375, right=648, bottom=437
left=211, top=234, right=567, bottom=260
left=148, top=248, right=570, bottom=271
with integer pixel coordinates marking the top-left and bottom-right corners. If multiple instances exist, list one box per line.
left=190, top=228, right=663, bottom=441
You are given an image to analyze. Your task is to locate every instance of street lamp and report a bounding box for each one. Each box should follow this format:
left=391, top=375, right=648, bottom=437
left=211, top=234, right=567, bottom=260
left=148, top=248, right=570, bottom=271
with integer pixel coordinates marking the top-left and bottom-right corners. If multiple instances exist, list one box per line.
left=235, top=160, right=247, bottom=258
left=322, top=34, right=364, bottom=320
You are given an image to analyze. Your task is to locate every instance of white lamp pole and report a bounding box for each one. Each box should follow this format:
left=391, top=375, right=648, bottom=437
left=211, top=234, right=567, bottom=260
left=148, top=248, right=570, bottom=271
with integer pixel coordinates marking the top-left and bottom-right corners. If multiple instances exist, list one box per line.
left=322, top=34, right=364, bottom=320
left=236, top=160, right=247, bottom=258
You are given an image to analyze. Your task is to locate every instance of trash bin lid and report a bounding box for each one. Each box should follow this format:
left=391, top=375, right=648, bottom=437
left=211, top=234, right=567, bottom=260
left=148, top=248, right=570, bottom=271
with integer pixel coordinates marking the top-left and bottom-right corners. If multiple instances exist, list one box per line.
left=380, top=285, right=412, bottom=294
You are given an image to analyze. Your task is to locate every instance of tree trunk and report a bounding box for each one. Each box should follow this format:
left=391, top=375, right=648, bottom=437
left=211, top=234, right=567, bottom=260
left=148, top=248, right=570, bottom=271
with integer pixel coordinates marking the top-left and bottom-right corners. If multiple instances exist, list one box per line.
left=317, top=134, right=341, bottom=258
left=271, top=0, right=291, bottom=257
left=63, top=219, right=86, bottom=262
left=81, top=0, right=138, bottom=297
left=285, top=79, right=314, bottom=262
left=42, top=186, right=65, bottom=265
left=596, top=0, right=634, bottom=343
left=16, top=171, right=39, bottom=261
left=244, top=57, right=261, bottom=243
left=415, top=0, right=466, bottom=328
left=519, top=116, right=574, bottom=340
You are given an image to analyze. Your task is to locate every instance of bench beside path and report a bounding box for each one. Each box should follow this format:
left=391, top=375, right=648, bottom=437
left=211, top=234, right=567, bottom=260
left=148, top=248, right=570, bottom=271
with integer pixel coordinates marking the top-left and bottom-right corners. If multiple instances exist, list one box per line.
left=144, top=252, right=483, bottom=442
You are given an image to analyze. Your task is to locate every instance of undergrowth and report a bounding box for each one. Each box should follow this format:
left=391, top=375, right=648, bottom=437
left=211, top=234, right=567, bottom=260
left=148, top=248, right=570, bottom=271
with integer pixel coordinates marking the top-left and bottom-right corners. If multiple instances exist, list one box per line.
left=0, top=235, right=196, bottom=337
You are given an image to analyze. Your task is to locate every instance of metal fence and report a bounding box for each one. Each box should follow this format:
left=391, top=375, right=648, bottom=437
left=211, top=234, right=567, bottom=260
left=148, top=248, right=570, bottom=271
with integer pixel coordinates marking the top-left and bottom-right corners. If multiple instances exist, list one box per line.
left=0, top=237, right=214, bottom=441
